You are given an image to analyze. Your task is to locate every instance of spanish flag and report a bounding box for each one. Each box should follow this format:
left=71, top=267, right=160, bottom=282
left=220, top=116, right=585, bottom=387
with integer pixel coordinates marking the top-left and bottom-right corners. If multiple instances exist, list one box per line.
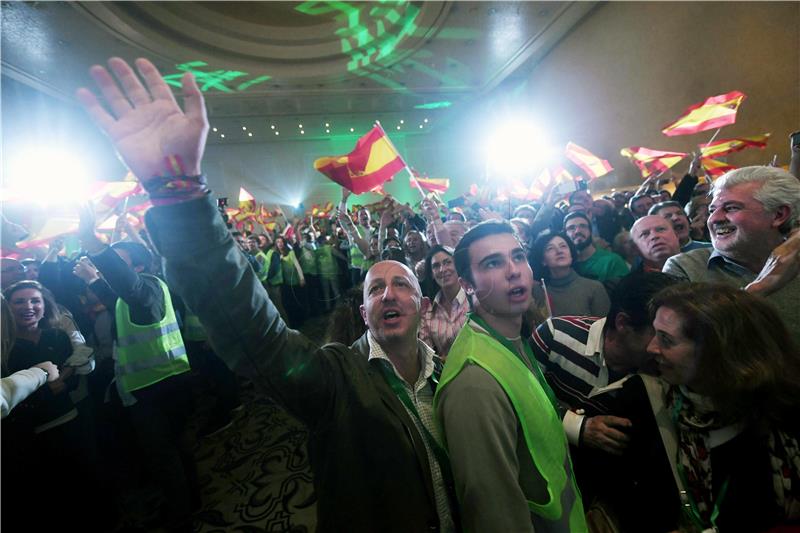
left=661, top=90, right=746, bottom=137
left=620, top=147, right=687, bottom=179
left=239, top=187, right=256, bottom=212
left=564, top=142, right=613, bottom=179
left=314, top=125, right=406, bottom=194
left=410, top=173, right=450, bottom=193
left=699, top=133, right=770, bottom=158
left=701, top=158, right=737, bottom=178
left=310, top=201, right=334, bottom=219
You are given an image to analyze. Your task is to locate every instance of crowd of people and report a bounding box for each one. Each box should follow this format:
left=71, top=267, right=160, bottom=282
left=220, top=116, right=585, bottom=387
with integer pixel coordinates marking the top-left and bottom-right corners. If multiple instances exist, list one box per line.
left=2, top=55, right=800, bottom=533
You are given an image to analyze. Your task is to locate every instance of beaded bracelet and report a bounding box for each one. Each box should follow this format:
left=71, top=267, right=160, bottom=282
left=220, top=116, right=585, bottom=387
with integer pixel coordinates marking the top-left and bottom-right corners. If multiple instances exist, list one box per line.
left=143, top=174, right=208, bottom=197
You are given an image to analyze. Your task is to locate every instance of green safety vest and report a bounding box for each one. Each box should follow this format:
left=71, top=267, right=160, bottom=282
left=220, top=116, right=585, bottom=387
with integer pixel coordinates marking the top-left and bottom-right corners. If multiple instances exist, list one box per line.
left=435, top=316, right=587, bottom=531
left=115, top=275, right=190, bottom=394
left=255, top=251, right=270, bottom=283
left=298, top=245, right=318, bottom=276
left=264, top=249, right=283, bottom=286
left=349, top=224, right=369, bottom=269
left=315, top=244, right=338, bottom=280
left=183, top=311, right=207, bottom=342
left=281, top=250, right=301, bottom=286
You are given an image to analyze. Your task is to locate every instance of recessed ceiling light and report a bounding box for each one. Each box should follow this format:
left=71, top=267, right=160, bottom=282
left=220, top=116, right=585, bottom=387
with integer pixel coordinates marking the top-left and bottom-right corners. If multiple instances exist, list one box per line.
left=419, top=125, right=423, bottom=129
left=396, top=126, right=401, bottom=130
left=275, top=131, right=279, bottom=136
left=248, top=132, right=253, bottom=137
left=325, top=122, right=330, bottom=127
left=298, top=124, right=303, bottom=128
left=326, top=129, right=330, bottom=133
left=400, top=119, right=404, bottom=124
left=242, top=126, right=247, bottom=131
left=350, top=127, right=354, bottom=132
left=270, top=125, right=275, bottom=129
left=212, top=127, right=218, bottom=132
left=300, top=130, right=305, bottom=135
left=424, top=118, right=429, bottom=123
left=220, top=134, right=225, bottom=138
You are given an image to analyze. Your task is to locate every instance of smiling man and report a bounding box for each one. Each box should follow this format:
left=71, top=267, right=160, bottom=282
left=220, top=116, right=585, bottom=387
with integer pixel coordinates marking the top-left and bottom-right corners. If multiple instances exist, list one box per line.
left=434, top=220, right=586, bottom=532
left=663, top=166, right=800, bottom=344
left=649, top=201, right=712, bottom=252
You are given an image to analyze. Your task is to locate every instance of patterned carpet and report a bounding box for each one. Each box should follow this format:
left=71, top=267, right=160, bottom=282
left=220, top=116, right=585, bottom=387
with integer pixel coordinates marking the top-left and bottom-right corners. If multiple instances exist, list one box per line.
left=189, top=315, right=330, bottom=533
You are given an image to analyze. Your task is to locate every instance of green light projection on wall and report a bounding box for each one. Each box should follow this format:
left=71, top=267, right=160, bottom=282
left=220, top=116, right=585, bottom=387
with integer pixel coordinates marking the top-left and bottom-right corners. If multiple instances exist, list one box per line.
left=414, top=101, right=452, bottom=110
left=162, top=61, right=271, bottom=93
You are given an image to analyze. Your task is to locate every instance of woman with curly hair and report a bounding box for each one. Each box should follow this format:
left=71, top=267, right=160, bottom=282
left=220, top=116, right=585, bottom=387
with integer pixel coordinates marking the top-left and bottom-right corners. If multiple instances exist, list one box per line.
left=645, top=283, right=800, bottom=532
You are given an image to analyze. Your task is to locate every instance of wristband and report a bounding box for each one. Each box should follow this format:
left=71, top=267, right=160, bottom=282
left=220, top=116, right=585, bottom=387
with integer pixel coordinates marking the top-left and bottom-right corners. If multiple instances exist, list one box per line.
left=143, top=175, right=210, bottom=206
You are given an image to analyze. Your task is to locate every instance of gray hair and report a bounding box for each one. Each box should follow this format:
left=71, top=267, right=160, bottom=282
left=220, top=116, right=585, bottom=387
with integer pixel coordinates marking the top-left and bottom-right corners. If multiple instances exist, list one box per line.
left=712, top=166, right=800, bottom=233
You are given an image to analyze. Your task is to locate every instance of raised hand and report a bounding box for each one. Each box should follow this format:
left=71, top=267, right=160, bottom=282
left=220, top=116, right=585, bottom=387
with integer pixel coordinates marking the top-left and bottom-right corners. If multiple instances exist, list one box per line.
left=687, top=151, right=701, bottom=176
left=76, top=58, right=209, bottom=182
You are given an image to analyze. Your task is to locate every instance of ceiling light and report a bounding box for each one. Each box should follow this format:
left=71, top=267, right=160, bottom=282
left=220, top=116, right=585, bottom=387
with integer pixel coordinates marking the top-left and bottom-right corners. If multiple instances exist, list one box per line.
left=275, top=131, right=279, bottom=136
left=298, top=124, right=303, bottom=128
left=300, top=130, right=305, bottom=135
left=400, top=119, right=404, bottom=124
left=325, top=122, right=330, bottom=127
left=221, top=134, right=225, bottom=138
left=242, top=126, right=247, bottom=130
left=419, top=125, right=423, bottom=129
left=396, top=126, right=401, bottom=130
left=248, top=132, right=253, bottom=137
left=424, top=118, right=429, bottom=123
left=212, top=127, right=218, bottom=132
left=350, top=127, right=354, bottom=132
left=326, top=129, right=330, bottom=133
left=270, top=125, right=275, bottom=129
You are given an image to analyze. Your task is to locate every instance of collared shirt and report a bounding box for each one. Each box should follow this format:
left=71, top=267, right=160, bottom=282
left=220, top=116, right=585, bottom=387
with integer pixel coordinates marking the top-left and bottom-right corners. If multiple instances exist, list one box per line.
left=366, top=332, right=454, bottom=533
left=419, top=288, right=468, bottom=357
left=531, top=316, right=631, bottom=444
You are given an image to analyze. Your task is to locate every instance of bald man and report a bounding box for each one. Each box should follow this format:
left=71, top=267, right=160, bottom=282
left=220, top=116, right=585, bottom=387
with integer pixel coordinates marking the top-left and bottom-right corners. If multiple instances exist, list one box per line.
left=78, top=56, right=457, bottom=533
left=630, top=215, right=680, bottom=272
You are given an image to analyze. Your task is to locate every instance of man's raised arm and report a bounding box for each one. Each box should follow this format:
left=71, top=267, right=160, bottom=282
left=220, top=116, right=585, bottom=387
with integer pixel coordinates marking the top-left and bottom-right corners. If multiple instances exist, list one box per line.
left=77, top=57, right=333, bottom=425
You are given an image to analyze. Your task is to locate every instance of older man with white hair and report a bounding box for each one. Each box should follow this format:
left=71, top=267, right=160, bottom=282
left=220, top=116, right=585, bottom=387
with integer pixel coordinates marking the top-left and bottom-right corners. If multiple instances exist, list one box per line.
left=663, top=166, right=800, bottom=343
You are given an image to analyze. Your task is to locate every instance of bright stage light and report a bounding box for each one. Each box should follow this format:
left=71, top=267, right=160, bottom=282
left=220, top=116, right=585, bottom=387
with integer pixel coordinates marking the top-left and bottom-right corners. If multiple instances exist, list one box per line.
left=485, top=120, right=555, bottom=179
left=5, top=147, right=91, bottom=205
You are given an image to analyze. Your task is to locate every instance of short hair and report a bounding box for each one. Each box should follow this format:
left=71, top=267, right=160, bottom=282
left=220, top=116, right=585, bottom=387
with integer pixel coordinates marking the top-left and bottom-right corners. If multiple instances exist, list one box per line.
left=3, top=280, right=62, bottom=330
left=568, top=190, right=592, bottom=205
left=605, top=271, right=678, bottom=333
left=648, top=200, right=683, bottom=216
left=454, top=220, right=516, bottom=285
left=529, top=232, right=577, bottom=281
left=628, top=194, right=651, bottom=212
left=651, top=283, right=800, bottom=427
left=111, top=242, right=153, bottom=271
left=712, top=166, right=800, bottom=233
left=424, top=245, right=455, bottom=287
left=513, top=204, right=537, bottom=218
left=562, top=211, right=592, bottom=231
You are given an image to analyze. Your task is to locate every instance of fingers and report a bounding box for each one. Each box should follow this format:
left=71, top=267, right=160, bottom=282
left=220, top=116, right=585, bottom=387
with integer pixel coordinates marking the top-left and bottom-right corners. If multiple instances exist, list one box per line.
left=181, top=72, right=208, bottom=125
left=109, top=57, right=151, bottom=107
left=89, top=63, right=133, bottom=118
left=602, top=415, right=633, bottom=429
left=75, top=87, right=115, bottom=133
left=135, top=58, right=177, bottom=105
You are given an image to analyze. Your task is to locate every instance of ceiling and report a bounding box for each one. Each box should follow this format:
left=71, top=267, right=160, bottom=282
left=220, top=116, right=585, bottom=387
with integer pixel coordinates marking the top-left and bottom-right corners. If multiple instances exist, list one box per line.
left=1, top=1, right=596, bottom=144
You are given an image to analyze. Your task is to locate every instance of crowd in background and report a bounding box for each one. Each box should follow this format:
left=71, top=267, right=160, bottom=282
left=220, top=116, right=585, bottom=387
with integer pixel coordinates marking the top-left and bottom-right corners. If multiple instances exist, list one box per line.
left=2, top=55, right=800, bottom=533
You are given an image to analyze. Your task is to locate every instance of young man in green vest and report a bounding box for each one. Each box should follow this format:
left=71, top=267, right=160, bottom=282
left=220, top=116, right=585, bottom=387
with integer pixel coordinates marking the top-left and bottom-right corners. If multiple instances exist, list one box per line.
left=76, top=211, right=197, bottom=532
left=435, top=220, right=587, bottom=532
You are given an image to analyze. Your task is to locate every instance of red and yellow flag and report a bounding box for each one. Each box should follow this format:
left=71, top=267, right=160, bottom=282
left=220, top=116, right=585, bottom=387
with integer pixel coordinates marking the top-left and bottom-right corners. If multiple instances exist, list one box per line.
left=699, top=133, right=770, bottom=158
left=239, top=187, right=256, bottom=212
left=310, top=201, right=334, bottom=219
left=661, top=90, right=746, bottom=137
left=314, top=125, right=406, bottom=194
left=701, top=158, right=737, bottom=178
left=564, top=142, right=613, bottom=179
left=410, top=175, right=450, bottom=193
left=620, top=147, right=687, bottom=179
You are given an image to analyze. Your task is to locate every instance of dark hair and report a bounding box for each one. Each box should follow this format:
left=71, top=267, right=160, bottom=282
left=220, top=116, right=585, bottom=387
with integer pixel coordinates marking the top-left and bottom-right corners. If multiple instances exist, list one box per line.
left=529, top=232, right=576, bottom=280
left=3, top=280, right=62, bottom=330
left=628, top=194, right=651, bottom=213
left=274, top=235, right=293, bottom=256
left=562, top=210, right=591, bottom=230
left=648, top=200, right=683, bottom=216
left=324, top=286, right=367, bottom=345
left=604, top=271, right=678, bottom=333
left=650, top=283, right=800, bottom=427
left=568, top=190, right=591, bottom=205
left=381, top=247, right=406, bottom=263
left=424, top=245, right=455, bottom=288
left=453, top=220, right=516, bottom=285
left=111, top=241, right=153, bottom=271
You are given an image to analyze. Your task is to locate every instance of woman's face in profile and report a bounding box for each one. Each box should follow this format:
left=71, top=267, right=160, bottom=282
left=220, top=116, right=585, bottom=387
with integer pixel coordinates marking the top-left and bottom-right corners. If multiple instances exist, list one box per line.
left=647, top=306, right=698, bottom=387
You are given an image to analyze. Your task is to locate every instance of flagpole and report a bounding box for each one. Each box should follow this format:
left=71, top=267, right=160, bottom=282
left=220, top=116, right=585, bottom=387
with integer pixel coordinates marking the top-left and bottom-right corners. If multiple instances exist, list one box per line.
left=374, top=120, right=429, bottom=201
left=705, top=128, right=722, bottom=146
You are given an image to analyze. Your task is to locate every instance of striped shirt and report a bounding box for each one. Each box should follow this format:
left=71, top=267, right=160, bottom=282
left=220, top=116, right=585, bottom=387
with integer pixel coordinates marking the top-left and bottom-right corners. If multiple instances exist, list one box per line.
left=366, top=332, right=455, bottom=533
left=418, top=288, right=468, bottom=358
left=530, top=316, right=630, bottom=417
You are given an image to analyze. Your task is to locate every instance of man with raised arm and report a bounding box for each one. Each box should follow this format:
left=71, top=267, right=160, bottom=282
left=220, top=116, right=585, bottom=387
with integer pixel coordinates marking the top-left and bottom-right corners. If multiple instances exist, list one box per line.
left=77, top=57, right=456, bottom=532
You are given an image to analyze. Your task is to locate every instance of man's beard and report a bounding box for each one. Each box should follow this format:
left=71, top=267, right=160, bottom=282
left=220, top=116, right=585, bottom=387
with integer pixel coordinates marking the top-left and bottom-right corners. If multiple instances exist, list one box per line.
left=573, top=237, right=591, bottom=251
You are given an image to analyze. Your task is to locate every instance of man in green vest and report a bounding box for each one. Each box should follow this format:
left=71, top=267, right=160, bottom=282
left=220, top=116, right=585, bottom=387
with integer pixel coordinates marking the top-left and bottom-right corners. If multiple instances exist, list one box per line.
left=76, top=209, right=197, bottom=532
left=435, top=220, right=587, bottom=532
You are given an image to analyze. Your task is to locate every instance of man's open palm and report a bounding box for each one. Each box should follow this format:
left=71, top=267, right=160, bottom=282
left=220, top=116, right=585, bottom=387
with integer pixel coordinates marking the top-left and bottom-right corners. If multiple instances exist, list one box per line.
left=76, top=57, right=208, bottom=182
